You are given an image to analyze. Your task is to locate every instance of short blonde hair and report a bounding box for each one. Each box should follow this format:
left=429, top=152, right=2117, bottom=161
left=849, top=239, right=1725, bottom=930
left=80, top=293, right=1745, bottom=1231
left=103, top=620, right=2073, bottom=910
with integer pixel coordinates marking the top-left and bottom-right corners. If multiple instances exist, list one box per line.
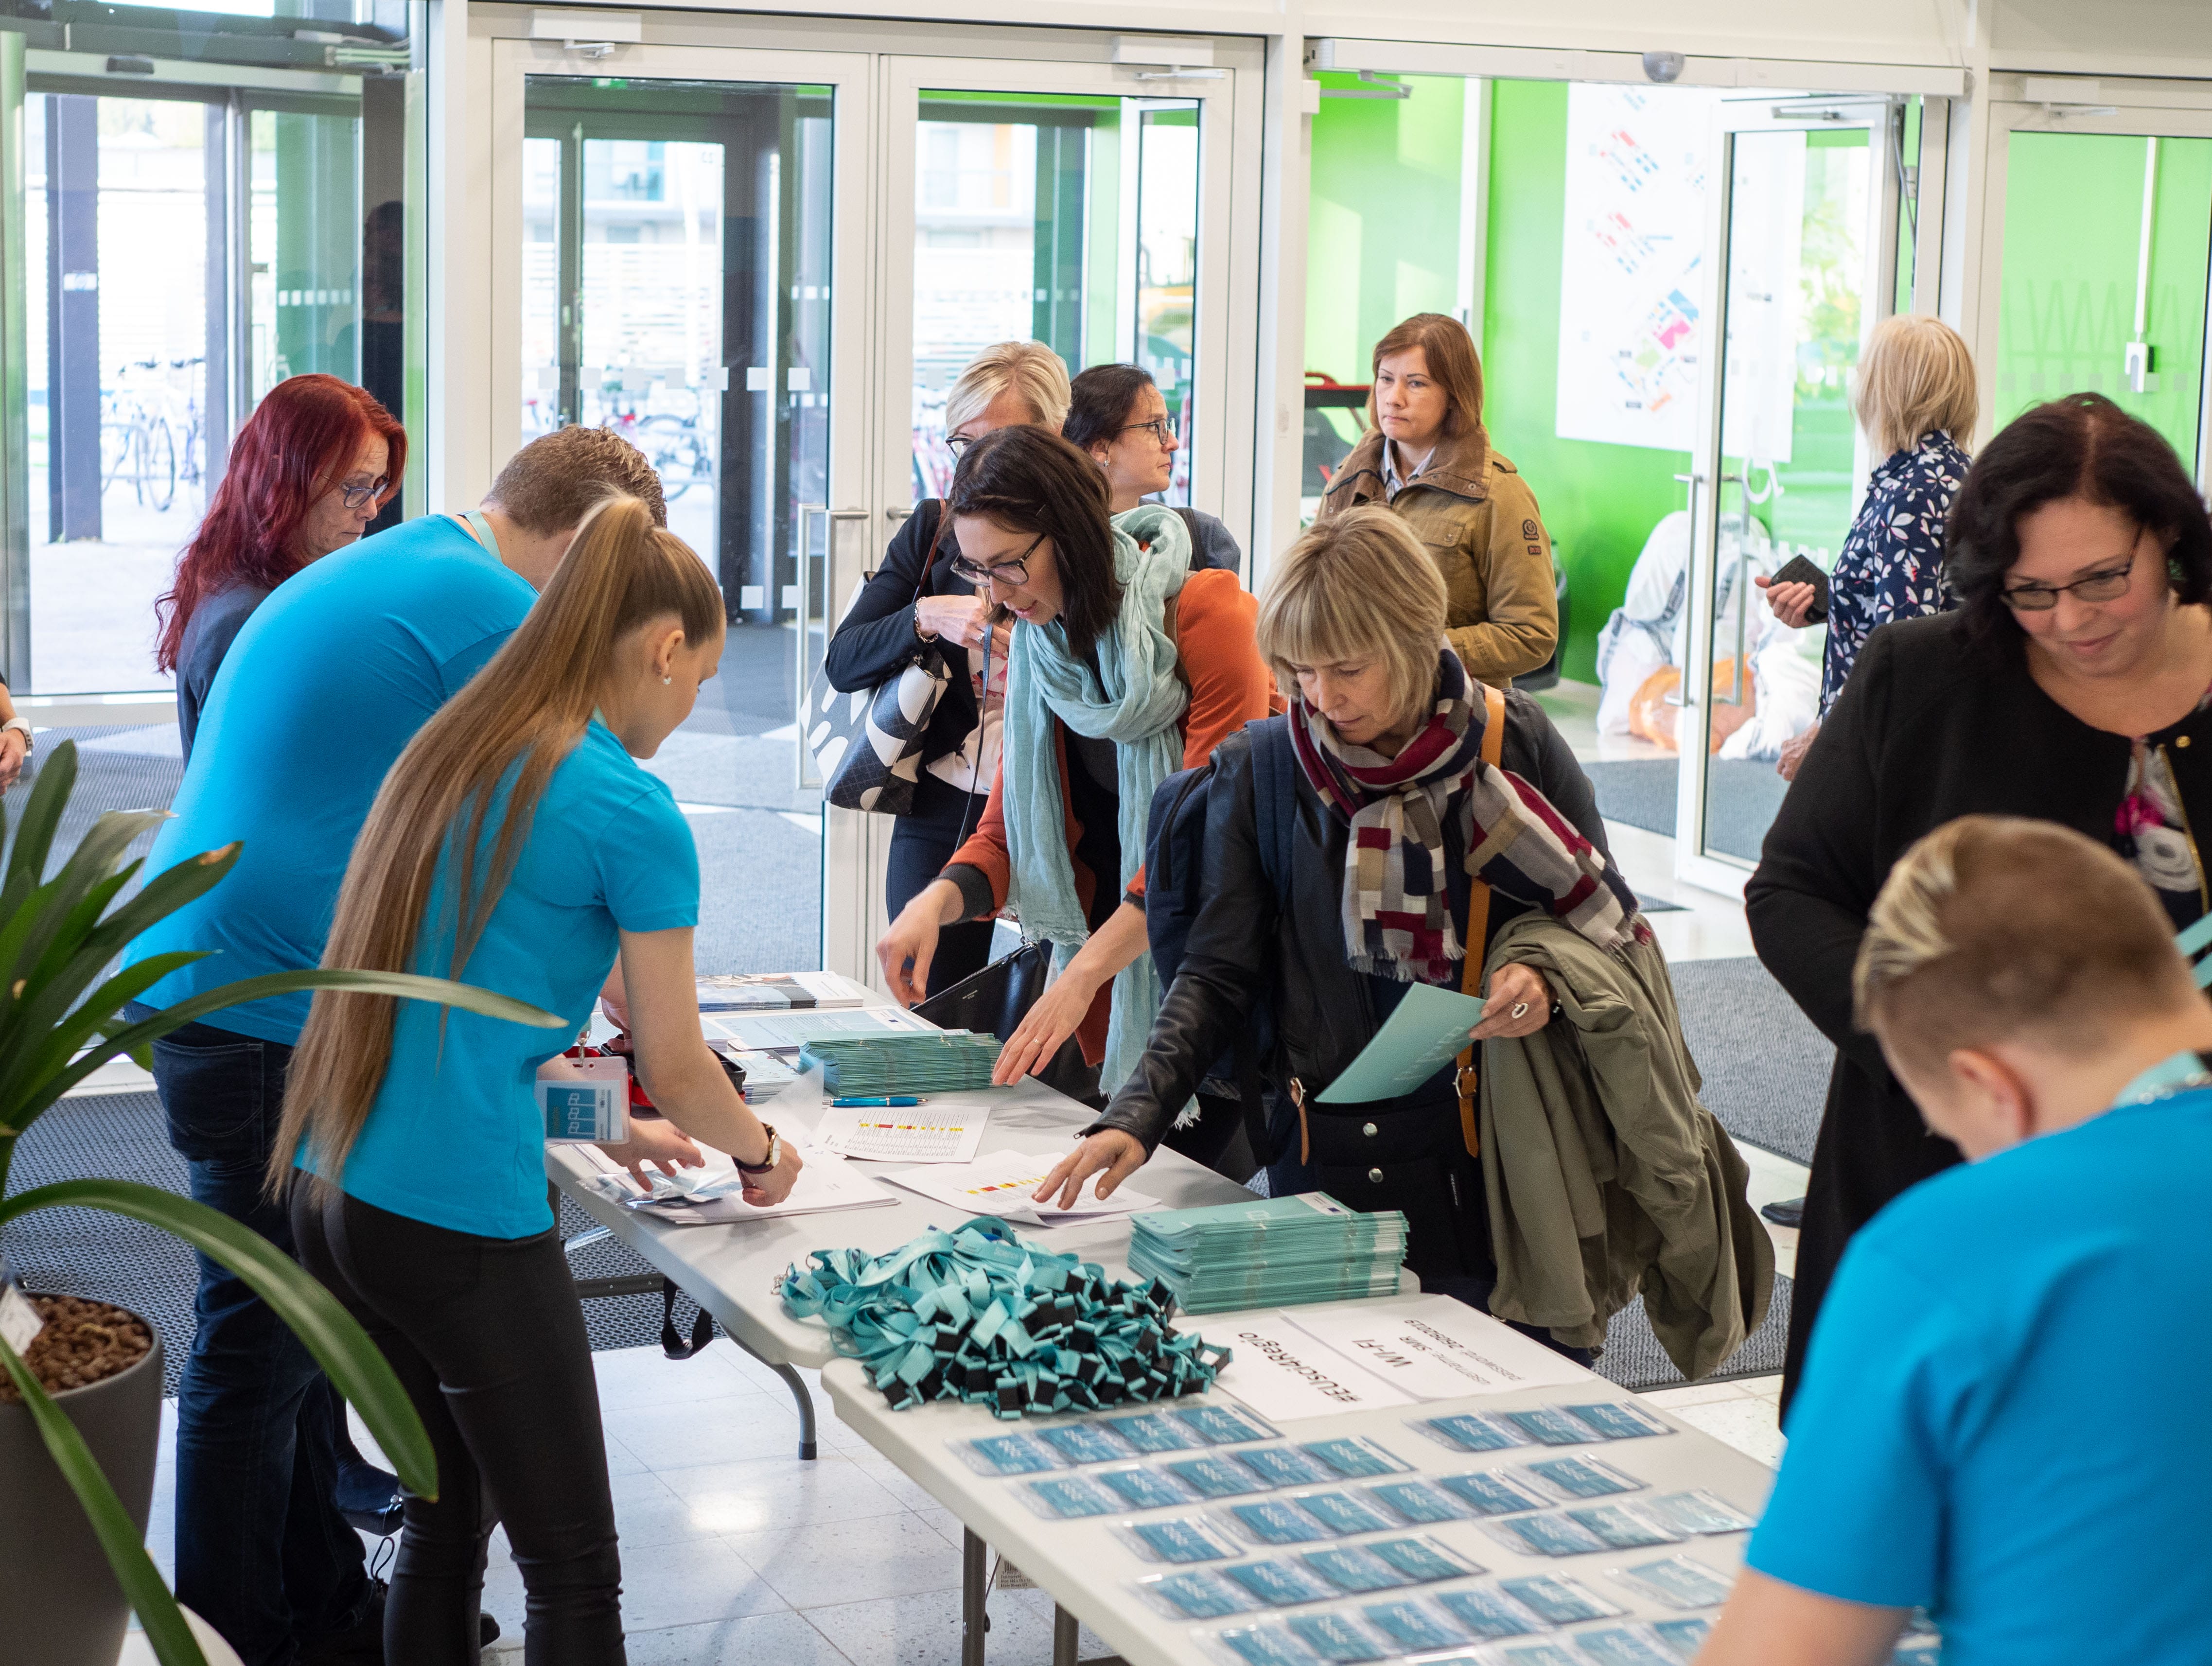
left=1855, top=314, right=1978, bottom=458
left=1853, top=815, right=2193, bottom=1080
left=946, top=341, right=1071, bottom=436
left=1257, top=507, right=1447, bottom=731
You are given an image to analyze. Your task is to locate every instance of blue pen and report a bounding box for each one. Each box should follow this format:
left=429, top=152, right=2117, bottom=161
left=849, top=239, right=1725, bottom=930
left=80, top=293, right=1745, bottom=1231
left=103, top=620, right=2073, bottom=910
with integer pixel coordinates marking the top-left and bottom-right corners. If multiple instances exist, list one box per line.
left=830, top=1096, right=923, bottom=1107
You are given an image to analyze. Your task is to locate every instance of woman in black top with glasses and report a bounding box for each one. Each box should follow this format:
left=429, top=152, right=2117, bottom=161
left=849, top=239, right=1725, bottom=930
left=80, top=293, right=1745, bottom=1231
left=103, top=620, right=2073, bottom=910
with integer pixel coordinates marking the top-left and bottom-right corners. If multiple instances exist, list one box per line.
left=1749, top=393, right=2212, bottom=1410
left=1064, top=363, right=1243, bottom=572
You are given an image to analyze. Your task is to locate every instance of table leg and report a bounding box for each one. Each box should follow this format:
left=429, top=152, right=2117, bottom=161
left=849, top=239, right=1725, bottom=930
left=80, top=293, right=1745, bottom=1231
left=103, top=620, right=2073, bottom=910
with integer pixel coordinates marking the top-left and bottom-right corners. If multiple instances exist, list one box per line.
left=726, top=1330, right=819, bottom=1460
left=1053, top=1604, right=1078, bottom=1666
left=962, top=1528, right=990, bottom=1666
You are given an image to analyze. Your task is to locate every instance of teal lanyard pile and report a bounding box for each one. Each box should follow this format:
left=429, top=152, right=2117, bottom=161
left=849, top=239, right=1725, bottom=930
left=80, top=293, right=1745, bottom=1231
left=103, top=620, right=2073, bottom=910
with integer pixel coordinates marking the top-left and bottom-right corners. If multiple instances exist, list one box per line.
left=780, top=1221, right=1231, bottom=1418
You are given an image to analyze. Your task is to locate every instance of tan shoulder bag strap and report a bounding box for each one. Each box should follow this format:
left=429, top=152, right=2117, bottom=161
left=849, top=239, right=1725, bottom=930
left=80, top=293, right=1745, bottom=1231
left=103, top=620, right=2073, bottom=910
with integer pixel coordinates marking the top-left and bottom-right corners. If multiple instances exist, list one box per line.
left=1455, top=681, right=1508, bottom=1159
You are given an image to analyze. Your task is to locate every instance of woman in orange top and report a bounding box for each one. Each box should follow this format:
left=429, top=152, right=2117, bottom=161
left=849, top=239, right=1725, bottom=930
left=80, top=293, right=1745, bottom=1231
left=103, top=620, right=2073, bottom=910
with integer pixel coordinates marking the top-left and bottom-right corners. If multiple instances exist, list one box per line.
left=876, top=426, right=1277, bottom=1097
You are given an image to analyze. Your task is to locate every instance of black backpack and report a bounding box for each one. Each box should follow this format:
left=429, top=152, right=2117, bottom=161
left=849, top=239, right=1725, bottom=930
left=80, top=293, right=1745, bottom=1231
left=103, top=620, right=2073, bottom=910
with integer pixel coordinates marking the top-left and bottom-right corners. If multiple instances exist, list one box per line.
left=1141, top=715, right=1300, bottom=1170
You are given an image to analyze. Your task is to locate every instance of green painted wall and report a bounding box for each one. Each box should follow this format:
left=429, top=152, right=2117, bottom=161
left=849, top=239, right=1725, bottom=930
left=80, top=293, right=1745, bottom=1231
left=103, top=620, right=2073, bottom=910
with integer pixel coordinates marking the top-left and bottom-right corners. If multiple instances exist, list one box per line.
left=1996, top=132, right=2212, bottom=465
left=1480, top=80, right=1687, bottom=684
left=1304, top=74, right=1467, bottom=386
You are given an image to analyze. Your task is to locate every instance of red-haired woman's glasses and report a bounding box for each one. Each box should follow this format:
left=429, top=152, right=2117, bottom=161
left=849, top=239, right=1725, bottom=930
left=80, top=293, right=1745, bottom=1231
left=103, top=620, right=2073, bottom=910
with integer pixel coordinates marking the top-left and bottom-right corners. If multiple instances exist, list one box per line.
left=338, top=477, right=389, bottom=511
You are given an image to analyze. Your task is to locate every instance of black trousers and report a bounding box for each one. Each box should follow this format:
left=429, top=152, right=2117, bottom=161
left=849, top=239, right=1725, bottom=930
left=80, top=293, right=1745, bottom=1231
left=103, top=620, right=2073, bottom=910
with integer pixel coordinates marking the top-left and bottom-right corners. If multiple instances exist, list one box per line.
left=889, top=770, right=996, bottom=997
left=290, top=1186, right=625, bottom=1666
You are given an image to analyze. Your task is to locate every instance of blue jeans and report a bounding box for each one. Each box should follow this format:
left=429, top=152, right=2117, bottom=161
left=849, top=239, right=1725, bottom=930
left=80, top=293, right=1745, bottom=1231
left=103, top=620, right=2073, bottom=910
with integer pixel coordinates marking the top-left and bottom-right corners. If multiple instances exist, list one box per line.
left=143, top=1010, right=370, bottom=1666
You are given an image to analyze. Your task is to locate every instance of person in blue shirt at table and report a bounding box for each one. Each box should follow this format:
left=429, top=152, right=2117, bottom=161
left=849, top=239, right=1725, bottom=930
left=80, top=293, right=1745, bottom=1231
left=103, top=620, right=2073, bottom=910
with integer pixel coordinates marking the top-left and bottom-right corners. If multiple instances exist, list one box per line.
left=1699, top=814, right=2212, bottom=1666
left=272, top=496, right=800, bottom=1663
left=124, top=425, right=693, bottom=1666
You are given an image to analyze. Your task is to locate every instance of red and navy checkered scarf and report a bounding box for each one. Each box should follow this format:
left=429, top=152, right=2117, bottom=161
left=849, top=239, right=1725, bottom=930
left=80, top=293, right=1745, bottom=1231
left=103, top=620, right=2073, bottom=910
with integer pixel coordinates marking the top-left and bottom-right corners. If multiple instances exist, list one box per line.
left=1288, top=648, right=1641, bottom=982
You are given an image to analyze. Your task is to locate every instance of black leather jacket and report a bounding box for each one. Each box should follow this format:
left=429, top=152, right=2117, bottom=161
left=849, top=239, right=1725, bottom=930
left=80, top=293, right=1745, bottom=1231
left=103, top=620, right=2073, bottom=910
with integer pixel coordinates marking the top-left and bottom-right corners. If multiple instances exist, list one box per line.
left=1093, top=690, right=1613, bottom=1152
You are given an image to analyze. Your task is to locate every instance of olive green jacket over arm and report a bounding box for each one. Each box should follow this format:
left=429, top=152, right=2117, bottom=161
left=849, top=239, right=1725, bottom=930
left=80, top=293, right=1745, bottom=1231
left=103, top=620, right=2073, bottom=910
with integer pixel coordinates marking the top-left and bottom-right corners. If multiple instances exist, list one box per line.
left=1320, top=425, right=1559, bottom=684
left=1476, top=913, right=1774, bottom=1379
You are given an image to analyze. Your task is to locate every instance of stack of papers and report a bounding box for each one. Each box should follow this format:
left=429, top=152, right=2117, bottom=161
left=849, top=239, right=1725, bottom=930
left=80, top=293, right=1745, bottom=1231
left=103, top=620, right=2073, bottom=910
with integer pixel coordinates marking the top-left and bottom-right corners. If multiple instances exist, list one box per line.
left=696, top=971, right=864, bottom=1012
left=1128, top=1193, right=1409, bottom=1314
left=798, top=1029, right=1004, bottom=1095
left=572, top=1140, right=896, bottom=1226
left=883, top=1148, right=1159, bottom=1228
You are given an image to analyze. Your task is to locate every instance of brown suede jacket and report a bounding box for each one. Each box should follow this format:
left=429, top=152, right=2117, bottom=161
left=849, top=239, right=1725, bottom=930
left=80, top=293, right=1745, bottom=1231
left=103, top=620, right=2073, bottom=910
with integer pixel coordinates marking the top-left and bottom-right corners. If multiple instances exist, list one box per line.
left=1321, top=424, right=1559, bottom=684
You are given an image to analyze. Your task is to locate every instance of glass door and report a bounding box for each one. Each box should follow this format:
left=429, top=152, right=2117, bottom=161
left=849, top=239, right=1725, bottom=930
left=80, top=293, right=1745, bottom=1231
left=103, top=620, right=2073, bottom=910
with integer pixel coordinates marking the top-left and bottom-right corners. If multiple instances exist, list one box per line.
left=881, top=57, right=1235, bottom=526
left=1675, top=98, right=1902, bottom=889
left=493, top=41, right=870, bottom=977
left=1973, top=84, right=2212, bottom=487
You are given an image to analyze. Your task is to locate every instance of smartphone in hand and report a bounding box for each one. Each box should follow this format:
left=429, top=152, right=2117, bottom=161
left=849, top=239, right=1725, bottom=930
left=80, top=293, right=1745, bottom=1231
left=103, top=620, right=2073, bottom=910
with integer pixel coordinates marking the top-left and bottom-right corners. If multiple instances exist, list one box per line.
left=1768, top=553, right=1831, bottom=624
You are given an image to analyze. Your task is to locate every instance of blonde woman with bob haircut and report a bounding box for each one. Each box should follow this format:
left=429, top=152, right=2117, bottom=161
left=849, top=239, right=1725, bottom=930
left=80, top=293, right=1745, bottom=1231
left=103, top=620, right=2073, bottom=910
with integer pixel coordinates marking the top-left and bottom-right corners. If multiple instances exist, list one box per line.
left=1033, top=507, right=1637, bottom=1323
left=1318, top=312, right=1558, bottom=686
left=1756, top=314, right=1978, bottom=779
left=271, top=497, right=799, bottom=1662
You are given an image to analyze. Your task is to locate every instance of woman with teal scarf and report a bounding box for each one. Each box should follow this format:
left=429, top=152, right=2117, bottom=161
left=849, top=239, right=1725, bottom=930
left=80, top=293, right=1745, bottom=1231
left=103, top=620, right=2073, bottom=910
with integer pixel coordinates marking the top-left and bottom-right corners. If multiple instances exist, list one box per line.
left=876, top=426, right=1278, bottom=1098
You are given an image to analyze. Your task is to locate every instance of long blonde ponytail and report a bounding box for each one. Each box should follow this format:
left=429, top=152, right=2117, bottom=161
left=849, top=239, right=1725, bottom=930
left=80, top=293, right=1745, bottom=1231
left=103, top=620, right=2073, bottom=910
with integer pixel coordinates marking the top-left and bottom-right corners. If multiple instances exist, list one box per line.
left=270, top=496, right=723, bottom=1192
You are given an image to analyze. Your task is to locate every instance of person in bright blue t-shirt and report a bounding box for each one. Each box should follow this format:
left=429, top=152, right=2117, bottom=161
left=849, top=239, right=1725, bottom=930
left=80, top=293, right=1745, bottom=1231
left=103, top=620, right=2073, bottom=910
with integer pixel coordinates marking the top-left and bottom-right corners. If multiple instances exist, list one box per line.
left=273, top=497, right=798, bottom=1662
left=124, top=426, right=684, bottom=1666
left=1700, top=815, right=2212, bottom=1666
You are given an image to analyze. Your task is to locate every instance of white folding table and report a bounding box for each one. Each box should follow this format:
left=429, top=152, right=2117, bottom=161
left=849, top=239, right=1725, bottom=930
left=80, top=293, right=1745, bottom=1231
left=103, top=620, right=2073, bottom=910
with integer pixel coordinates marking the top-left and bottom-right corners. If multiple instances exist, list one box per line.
left=823, top=1293, right=1779, bottom=1666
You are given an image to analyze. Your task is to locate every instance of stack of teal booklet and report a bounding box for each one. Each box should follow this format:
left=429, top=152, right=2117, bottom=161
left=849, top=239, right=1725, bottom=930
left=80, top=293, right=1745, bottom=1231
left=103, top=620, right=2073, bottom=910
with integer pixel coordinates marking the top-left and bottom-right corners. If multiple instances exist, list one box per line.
left=798, top=1029, right=1004, bottom=1095
left=1127, top=1194, right=1409, bottom=1314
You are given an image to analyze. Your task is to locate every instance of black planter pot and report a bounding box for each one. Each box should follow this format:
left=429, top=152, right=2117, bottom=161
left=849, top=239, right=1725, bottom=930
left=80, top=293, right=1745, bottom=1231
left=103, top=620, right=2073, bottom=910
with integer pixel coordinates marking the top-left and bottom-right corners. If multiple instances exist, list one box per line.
left=0, top=1305, right=164, bottom=1666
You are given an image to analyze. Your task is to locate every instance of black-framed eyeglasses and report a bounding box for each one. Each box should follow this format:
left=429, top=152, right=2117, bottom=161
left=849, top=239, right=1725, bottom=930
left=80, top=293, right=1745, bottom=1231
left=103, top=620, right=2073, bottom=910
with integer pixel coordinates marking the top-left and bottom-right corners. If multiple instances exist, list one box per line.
left=338, top=477, right=389, bottom=511
left=2002, top=551, right=2138, bottom=612
left=1121, top=418, right=1175, bottom=447
left=948, top=531, right=1047, bottom=588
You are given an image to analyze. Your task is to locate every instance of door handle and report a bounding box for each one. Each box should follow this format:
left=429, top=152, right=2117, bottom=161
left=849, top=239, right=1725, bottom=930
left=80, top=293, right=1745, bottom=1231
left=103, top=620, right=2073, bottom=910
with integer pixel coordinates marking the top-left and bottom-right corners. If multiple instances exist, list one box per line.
left=885, top=506, right=913, bottom=522
left=795, top=509, right=872, bottom=791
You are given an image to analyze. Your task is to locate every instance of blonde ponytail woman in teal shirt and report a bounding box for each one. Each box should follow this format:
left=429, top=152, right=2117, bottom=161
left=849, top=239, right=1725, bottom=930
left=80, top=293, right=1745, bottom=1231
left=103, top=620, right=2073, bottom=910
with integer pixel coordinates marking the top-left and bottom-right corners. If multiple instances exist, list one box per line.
left=270, top=497, right=798, bottom=1662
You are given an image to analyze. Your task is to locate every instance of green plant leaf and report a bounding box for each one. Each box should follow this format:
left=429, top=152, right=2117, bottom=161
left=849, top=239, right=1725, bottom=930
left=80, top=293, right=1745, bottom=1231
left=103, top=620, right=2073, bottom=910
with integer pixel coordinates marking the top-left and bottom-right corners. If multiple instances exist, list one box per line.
left=0, top=1180, right=438, bottom=1500
left=0, top=807, right=169, bottom=1004
left=1, top=967, right=565, bottom=1141
left=0, top=1331, right=209, bottom=1666
left=0, top=953, right=207, bottom=1131
left=2, top=738, right=77, bottom=891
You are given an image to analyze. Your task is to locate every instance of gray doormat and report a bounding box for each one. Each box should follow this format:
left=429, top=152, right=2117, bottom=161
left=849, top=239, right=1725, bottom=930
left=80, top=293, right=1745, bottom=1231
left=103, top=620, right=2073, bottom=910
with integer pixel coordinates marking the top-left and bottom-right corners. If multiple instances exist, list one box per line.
left=1580, top=757, right=1791, bottom=864
left=1599, top=1275, right=1792, bottom=1391
left=2, top=1092, right=706, bottom=1396
left=1670, top=957, right=1829, bottom=1166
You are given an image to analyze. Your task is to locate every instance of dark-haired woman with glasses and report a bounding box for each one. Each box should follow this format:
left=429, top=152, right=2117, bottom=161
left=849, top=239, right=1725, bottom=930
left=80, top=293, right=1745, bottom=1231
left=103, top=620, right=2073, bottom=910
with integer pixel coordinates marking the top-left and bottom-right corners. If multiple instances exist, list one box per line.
left=1065, top=363, right=1243, bottom=572
left=875, top=424, right=1277, bottom=1101
left=825, top=342, right=1072, bottom=997
left=156, top=373, right=405, bottom=757
left=1749, top=392, right=2212, bottom=1412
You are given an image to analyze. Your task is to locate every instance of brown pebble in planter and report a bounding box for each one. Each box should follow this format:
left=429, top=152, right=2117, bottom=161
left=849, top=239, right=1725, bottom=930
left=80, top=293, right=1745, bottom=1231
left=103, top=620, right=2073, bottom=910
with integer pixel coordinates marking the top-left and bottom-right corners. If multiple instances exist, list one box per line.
left=0, top=1295, right=153, bottom=1403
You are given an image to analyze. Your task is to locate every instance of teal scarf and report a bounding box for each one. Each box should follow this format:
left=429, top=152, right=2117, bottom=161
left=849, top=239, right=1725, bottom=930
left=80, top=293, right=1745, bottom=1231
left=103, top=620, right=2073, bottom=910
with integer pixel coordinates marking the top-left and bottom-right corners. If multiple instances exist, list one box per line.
left=1003, top=505, right=1192, bottom=1091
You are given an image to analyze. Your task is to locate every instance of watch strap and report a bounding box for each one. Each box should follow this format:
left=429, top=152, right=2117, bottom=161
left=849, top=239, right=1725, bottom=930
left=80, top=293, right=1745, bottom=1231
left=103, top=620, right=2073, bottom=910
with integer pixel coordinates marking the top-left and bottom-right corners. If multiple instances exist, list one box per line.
left=735, top=1123, right=780, bottom=1174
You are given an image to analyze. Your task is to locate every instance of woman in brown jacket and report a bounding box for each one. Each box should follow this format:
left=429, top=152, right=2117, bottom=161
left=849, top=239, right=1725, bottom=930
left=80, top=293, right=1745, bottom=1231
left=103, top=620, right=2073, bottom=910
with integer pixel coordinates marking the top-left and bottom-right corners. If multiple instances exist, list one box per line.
left=1321, top=313, right=1558, bottom=685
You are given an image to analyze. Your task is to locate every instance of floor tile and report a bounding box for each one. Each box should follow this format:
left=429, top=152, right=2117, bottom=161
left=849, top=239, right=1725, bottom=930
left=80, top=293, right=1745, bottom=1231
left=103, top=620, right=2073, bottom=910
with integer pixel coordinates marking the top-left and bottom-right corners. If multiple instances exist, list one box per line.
left=1642, top=1380, right=1753, bottom=1408
left=913, top=1506, right=968, bottom=1550
left=652, top=1452, right=907, bottom=1536
left=628, top=1535, right=791, bottom=1633
left=624, top=1610, right=857, bottom=1666
left=614, top=1391, right=811, bottom=1471
left=721, top=1511, right=962, bottom=1609
left=594, top=1345, right=763, bottom=1412
left=846, top=1449, right=950, bottom=1514
left=1668, top=1395, right=1786, bottom=1469
left=806, top=1584, right=1110, bottom=1666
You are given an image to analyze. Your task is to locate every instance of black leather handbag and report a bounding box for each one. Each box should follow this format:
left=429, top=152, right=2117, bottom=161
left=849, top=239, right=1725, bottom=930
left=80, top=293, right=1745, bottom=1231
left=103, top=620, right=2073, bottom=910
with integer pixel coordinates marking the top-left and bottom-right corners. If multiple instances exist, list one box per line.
left=914, top=939, right=1099, bottom=1106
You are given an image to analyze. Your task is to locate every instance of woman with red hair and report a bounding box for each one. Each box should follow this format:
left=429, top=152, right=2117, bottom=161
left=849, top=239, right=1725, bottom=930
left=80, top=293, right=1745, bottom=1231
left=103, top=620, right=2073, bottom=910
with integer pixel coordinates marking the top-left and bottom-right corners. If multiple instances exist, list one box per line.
left=158, top=373, right=404, bottom=755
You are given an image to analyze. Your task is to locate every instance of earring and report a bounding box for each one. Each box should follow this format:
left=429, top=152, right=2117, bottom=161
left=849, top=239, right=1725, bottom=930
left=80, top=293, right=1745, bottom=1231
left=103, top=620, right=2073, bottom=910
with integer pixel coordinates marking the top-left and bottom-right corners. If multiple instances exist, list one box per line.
left=661, top=675, right=672, bottom=685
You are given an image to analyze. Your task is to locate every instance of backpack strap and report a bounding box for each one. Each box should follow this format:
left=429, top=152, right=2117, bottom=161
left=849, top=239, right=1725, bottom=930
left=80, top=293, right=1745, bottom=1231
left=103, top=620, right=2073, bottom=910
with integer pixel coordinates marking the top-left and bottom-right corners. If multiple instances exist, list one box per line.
left=1454, top=682, right=1509, bottom=1159
left=1235, top=719, right=1301, bottom=1169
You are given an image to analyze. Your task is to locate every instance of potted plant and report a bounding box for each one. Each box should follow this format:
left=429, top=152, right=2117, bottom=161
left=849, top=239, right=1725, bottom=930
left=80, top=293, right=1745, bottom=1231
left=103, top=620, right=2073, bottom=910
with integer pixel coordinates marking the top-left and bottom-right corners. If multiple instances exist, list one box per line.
left=0, top=742, right=564, bottom=1666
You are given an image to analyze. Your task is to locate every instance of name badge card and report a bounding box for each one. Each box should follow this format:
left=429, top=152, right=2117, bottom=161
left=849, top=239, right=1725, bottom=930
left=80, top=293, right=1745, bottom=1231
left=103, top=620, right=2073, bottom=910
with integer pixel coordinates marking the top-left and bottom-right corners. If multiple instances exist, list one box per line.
left=538, top=1054, right=629, bottom=1143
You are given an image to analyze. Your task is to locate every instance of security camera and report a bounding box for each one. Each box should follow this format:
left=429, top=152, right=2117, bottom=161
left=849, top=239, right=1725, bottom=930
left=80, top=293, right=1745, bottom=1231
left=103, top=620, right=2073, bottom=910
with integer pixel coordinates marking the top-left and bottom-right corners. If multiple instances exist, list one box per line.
left=1642, top=50, right=1685, bottom=83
